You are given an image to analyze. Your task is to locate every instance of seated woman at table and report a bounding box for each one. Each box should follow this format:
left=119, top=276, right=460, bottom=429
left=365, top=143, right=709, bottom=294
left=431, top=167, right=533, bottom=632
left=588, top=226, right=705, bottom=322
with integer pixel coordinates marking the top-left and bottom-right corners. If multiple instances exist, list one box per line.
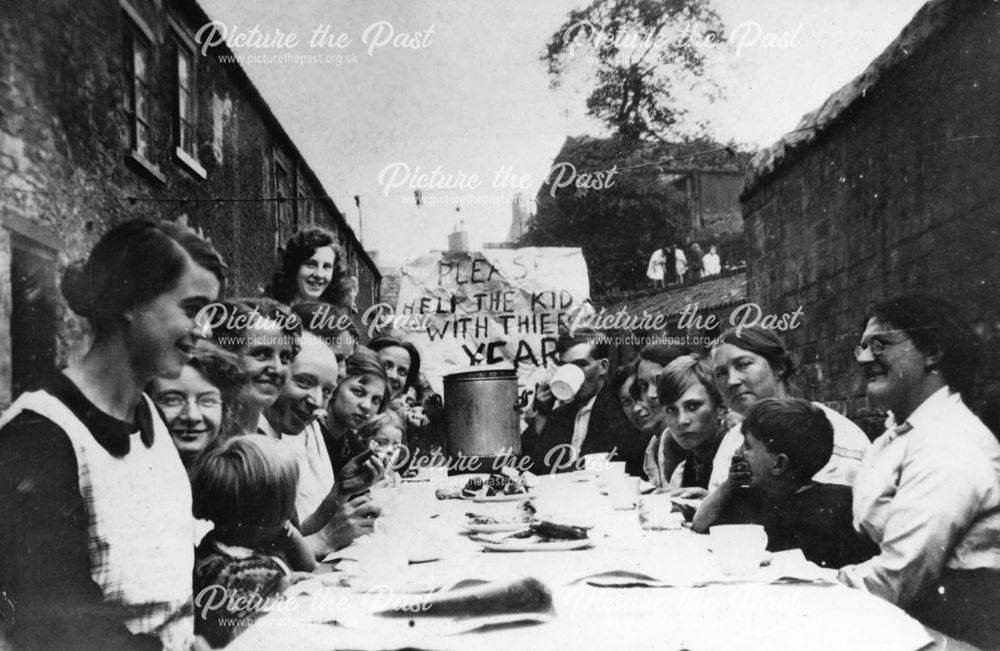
left=655, top=355, right=728, bottom=497
left=611, top=364, right=667, bottom=479
left=271, top=227, right=352, bottom=310
left=696, top=327, right=870, bottom=529
left=0, top=219, right=225, bottom=650
left=210, top=298, right=300, bottom=436
left=697, top=398, right=877, bottom=568
left=838, top=295, right=1000, bottom=648
left=368, top=335, right=422, bottom=403
left=326, top=348, right=393, bottom=475
left=148, top=341, right=245, bottom=470
left=192, top=435, right=316, bottom=648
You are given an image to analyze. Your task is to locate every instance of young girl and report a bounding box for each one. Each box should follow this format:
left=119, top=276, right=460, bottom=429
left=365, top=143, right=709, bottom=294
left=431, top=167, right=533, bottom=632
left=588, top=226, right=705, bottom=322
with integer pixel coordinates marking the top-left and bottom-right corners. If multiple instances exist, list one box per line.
left=191, top=435, right=316, bottom=648
left=355, top=409, right=406, bottom=485
left=325, top=348, right=392, bottom=475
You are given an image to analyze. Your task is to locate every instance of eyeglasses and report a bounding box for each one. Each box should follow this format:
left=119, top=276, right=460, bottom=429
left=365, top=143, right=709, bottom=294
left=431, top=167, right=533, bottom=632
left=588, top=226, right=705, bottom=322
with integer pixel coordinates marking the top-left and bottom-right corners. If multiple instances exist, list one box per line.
left=854, top=338, right=907, bottom=360
left=156, top=395, right=223, bottom=411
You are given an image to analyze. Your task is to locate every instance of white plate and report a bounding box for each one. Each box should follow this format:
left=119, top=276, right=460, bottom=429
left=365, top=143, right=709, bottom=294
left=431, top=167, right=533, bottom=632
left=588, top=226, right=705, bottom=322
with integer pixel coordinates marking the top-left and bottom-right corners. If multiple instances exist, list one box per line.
left=478, top=538, right=592, bottom=552
left=469, top=492, right=533, bottom=503
left=463, top=521, right=532, bottom=534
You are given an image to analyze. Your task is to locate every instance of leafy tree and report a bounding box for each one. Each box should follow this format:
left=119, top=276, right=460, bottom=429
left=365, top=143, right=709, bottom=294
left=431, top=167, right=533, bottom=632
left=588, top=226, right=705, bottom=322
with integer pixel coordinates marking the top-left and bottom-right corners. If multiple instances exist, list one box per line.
left=544, top=0, right=724, bottom=142
left=521, top=135, right=748, bottom=296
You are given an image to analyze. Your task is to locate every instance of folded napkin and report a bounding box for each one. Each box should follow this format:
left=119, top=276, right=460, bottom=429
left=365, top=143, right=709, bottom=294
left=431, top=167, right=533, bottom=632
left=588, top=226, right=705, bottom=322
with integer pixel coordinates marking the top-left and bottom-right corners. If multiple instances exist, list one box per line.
left=374, top=576, right=555, bottom=620
left=570, top=551, right=838, bottom=588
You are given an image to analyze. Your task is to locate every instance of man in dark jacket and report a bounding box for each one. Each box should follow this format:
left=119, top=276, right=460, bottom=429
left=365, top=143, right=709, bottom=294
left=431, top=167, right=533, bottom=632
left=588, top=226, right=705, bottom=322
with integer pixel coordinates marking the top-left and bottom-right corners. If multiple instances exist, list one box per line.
left=522, top=331, right=638, bottom=474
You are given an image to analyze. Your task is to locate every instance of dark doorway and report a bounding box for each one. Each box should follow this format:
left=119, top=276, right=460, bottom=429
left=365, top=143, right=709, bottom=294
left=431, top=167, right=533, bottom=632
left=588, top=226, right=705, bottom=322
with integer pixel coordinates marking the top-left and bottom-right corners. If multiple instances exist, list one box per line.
left=10, top=237, right=58, bottom=397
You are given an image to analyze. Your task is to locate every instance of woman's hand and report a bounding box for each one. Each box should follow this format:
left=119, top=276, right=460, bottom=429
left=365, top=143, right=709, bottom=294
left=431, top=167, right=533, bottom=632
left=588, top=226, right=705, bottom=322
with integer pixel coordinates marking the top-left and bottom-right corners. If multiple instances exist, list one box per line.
left=321, top=494, right=381, bottom=551
left=337, top=449, right=385, bottom=497
left=668, top=487, right=708, bottom=499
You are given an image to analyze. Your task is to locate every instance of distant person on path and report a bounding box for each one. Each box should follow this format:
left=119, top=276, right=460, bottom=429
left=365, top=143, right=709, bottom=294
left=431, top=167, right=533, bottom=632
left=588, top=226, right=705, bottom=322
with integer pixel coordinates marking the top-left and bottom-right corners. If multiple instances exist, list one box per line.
left=646, top=247, right=666, bottom=289
left=689, top=243, right=704, bottom=281
left=703, top=245, right=721, bottom=276
left=674, top=244, right=688, bottom=284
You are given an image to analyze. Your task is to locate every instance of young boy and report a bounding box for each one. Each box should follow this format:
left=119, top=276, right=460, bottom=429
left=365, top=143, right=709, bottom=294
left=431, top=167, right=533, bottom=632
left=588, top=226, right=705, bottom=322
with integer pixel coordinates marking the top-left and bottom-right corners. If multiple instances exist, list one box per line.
left=709, top=398, right=876, bottom=568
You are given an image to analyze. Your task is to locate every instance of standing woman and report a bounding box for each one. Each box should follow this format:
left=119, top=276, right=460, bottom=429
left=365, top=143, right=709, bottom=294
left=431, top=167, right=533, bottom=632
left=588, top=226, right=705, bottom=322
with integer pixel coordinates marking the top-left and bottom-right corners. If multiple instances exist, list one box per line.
left=210, top=298, right=300, bottom=437
left=271, top=227, right=352, bottom=310
left=838, top=295, right=1000, bottom=648
left=645, top=247, right=666, bottom=289
left=0, top=219, right=226, bottom=650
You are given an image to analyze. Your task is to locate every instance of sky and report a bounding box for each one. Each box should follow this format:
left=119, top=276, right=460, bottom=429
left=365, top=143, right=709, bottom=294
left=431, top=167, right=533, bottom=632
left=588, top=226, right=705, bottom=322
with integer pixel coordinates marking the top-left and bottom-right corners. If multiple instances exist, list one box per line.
left=200, top=0, right=928, bottom=269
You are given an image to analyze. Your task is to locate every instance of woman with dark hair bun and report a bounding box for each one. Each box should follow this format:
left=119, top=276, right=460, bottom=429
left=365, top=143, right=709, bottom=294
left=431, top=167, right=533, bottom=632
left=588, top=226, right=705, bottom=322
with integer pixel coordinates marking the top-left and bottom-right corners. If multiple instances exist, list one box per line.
left=271, top=227, right=352, bottom=309
left=838, top=295, right=1000, bottom=648
left=0, top=218, right=225, bottom=649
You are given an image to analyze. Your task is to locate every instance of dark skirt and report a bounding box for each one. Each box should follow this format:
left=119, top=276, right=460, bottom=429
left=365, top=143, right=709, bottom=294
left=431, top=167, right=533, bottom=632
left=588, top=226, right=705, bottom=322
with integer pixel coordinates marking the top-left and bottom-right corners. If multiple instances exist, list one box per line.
left=909, top=568, right=1000, bottom=650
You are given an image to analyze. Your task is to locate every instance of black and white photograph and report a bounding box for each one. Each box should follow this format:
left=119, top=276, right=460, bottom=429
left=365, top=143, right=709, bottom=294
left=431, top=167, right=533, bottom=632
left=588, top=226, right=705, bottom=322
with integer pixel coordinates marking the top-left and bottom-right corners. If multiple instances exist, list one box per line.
left=1, top=0, right=999, bottom=649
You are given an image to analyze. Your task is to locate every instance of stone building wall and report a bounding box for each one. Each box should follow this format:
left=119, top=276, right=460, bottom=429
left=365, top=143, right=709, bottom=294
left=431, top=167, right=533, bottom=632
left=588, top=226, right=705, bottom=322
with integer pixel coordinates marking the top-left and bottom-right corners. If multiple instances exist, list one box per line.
left=741, top=0, right=1000, bottom=430
left=0, top=0, right=379, bottom=407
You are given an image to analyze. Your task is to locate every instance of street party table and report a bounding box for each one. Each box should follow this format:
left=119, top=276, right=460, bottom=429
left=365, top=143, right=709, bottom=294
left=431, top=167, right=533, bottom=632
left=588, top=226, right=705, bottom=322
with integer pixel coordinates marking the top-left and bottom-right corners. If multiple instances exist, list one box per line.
left=231, top=473, right=945, bottom=651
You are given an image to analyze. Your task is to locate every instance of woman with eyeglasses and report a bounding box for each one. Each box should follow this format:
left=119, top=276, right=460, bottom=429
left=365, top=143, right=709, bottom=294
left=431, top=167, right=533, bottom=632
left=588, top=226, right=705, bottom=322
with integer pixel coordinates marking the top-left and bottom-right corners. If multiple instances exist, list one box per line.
left=693, top=326, right=870, bottom=532
left=148, top=342, right=246, bottom=470
left=837, top=295, right=1000, bottom=649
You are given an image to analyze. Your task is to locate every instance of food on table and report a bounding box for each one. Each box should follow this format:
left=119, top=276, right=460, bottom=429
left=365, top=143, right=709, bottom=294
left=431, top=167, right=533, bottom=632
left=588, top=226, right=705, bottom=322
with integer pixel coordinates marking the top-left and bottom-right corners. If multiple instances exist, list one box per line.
left=465, top=501, right=537, bottom=525
left=514, top=520, right=588, bottom=541
left=461, top=473, right=528, bottom=499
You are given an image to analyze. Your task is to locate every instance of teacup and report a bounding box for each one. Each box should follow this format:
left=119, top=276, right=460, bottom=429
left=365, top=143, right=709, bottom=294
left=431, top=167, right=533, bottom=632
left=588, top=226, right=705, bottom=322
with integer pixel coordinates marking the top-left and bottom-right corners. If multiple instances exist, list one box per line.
left=710, top=524, right=768, bottom=576
left=550, top=364, right=585, bottom=401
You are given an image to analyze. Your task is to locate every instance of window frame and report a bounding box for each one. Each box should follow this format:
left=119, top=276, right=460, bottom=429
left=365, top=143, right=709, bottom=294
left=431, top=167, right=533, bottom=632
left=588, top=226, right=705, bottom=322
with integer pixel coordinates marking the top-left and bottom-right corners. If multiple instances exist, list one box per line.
left=168, top=16, right=206, bottom=179
left=121, top=2, right=165, bottom=183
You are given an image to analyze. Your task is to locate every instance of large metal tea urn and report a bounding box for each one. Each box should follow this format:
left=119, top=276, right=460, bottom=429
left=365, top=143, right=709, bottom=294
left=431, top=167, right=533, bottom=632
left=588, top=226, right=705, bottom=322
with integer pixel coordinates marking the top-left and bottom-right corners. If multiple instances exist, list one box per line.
left=442, top=364, right=520, bottom=461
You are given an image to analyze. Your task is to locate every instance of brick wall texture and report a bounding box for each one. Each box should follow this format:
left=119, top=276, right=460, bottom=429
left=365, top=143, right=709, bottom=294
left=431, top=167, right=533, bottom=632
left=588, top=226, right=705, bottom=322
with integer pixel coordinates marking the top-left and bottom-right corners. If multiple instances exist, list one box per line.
left=741, top=0, right=1000, bottom=430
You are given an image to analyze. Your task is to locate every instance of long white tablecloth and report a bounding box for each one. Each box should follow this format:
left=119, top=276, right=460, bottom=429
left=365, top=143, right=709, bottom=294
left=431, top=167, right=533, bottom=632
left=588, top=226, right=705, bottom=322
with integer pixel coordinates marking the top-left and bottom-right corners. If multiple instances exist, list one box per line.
left=230, top=475, right=937, bottom=651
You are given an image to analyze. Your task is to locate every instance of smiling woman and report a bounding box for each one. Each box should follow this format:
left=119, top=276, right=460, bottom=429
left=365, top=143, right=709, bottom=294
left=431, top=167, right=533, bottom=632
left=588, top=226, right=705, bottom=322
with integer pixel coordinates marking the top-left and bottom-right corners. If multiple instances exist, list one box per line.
left=271, top=228, right=352, bottom=310
left=211, top=298, right=302, bottom=436
left=0, top=219, right=226, bottom=650
left=148, top=341, right=246, bottom=470
left=838, top=295, right=1000, bottom=647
